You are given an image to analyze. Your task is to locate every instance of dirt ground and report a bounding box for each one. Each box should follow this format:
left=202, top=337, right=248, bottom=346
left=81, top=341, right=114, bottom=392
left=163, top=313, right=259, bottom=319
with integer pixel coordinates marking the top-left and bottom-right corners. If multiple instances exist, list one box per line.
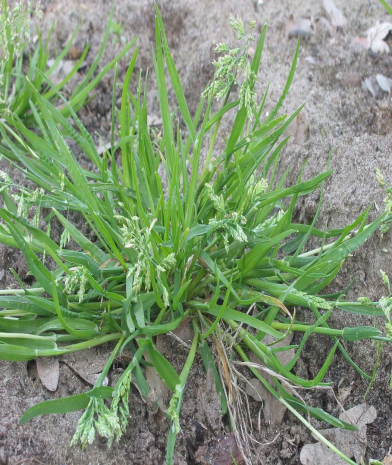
left=1, top=0, right=392, bottom=464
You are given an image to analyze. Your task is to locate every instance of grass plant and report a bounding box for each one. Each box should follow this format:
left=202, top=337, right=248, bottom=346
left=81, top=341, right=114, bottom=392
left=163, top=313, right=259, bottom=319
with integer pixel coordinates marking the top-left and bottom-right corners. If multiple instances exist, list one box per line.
left=0, top=0, right=136, bottom=124
left=0, top=6, right=390, bottom=464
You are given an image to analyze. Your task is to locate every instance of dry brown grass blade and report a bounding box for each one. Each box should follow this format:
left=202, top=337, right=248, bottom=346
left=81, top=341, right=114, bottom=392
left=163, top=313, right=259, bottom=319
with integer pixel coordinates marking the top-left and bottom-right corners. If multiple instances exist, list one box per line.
left=258, top=294, right=293, bottom=319
left=211, top=333, right=233, bottom=404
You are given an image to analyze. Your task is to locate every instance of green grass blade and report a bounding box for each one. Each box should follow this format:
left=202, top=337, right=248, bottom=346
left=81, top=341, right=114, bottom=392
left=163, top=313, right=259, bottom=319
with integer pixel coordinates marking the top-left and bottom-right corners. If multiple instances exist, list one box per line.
left=155, top=5, right=195, bottom=141
left=266, top=38, right=299, bottom=124
left=138, top=338, right=180, bottom=390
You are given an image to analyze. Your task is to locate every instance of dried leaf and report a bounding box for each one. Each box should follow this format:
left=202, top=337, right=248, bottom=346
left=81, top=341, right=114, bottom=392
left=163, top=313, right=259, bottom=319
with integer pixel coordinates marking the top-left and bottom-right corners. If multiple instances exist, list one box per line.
left=368, top=22, right=392, bottom=41
left=86, top=373, right=109, bottom=386
left=195, top=433, right=245, bottom=465
left=145, top=359, right=169, bottom=411
left=323, top=0, right=348, bottom=28
left=376, top=74, right=392, bottom=93
left=292, top=112, right=310, bottom=144
left=246, top=377, right=288, bottom=427
left=36, top=357, right=59, bottom=392
left=336, top=384, right=352, bottom=406
left=246, top=334, right=294, bottom=427
left=371, top=38, right=390, bottom=54
left=60, top=360, right=108, bottom=386
left=153, top=406, right=166, bottom=430
left=367, top=22, right=392, bottom=53
left=383, top=455, right=392, bottom=465
left=300, top=442, right=347, bottom=465
left=62, top=348, right=108, bottom=386
left=212, top=335, right=233, bottom=403
left=362, top=77, right=378, bottom=98
left=339, top=403, right=377, bottom=426
left=300, top=404, right=377, bottom=465
left=172, top=315, right=193, bottom=345
left=197, top=368, right=221, bottom=431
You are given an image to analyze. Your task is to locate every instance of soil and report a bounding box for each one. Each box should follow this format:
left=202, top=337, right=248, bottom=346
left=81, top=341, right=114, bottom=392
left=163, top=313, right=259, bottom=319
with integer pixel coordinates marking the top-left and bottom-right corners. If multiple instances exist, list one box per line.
left=1, top=0, right=392, bottom=464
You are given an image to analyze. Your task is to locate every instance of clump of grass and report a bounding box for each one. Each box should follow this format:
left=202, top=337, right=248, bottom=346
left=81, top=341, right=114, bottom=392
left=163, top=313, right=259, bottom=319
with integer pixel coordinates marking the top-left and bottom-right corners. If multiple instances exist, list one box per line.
left=0, top=0, right=135, bottom=124
left=0, top=0, right=43, bottom=112
left=0, top=6, right=390, bottom=464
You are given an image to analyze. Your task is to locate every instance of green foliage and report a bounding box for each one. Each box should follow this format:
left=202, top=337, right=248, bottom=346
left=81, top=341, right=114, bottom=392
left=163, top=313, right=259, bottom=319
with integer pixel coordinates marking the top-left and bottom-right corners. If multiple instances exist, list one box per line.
left=0, top=6, right=390, bottom=465
left=109, top=19, right=126, bottom=45
left=379, top=0, right=392, bottom=15
left=0, top=0, right=42, bottom=109
left=202, top=15, right=258, bottom=118
left=376, top=270, right=392, bottom=349
left=0, top=0, right=135, bottom=124
left=376, top=168, right=392, bottom=236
